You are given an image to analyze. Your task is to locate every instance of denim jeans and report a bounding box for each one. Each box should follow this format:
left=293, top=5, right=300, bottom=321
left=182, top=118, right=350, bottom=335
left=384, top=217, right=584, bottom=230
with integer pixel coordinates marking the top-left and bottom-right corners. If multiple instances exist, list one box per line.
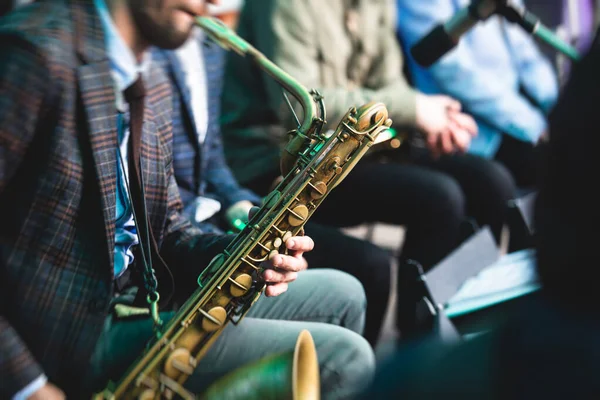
left=86, top=269, right=374, bottom=400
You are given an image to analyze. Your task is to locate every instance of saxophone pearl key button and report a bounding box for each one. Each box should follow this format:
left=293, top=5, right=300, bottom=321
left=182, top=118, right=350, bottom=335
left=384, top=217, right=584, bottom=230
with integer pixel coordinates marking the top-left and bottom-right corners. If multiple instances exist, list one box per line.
left=201, top=306, right=227, bottom=332
left=268, top=249, right=279, bottom=260
left=164, top=347, right=194, bottom=378
left=288, top=205, right=309, bottom=226
left=229, top=273, right=252, bottom=297
left=310, top=181, right=327, bottom=199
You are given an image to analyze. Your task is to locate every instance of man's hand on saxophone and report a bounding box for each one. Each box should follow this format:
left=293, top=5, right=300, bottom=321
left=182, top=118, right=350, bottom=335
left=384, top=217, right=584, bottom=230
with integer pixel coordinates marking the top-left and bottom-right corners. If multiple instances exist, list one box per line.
left=262, top=235, right=314, bottom=297
left=247, top=206, right=314, bottom=297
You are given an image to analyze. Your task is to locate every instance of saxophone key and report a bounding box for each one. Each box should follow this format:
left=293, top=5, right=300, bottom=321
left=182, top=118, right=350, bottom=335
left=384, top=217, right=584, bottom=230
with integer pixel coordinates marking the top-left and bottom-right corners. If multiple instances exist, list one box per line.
left=164, top=348, right=195, bottom=378
left=138, top=389, right=156, bottom=400
left=158, top=374, right=195, bottom=400
left=261, top=240, right=273, bottom=250
left=229, top=273, right=252, bottom=297
left=327, top=156, right=343, bottom=174
left=257, top=240, right=272, bottom=256
left=288, top=205, right=309, bottom=226
left=282, top=231, right=293, bottom=243
left=240, top=256, right=261, bottom=270
left=268, top=249, right=279, bottom=260
left=309, top=181, right=328, bottom=199
left=199, top=306, right=227, bottom=332
left=348, top=108, right=358, bottom=124
left=270, top=224, right=285, bottom=235
left=135, top=374, right=158, bottom=392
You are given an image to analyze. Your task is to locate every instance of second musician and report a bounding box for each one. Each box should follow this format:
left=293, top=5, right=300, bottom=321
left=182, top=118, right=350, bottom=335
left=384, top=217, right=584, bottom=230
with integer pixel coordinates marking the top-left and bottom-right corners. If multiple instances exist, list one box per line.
left=220, top=0, right=519, bottom=337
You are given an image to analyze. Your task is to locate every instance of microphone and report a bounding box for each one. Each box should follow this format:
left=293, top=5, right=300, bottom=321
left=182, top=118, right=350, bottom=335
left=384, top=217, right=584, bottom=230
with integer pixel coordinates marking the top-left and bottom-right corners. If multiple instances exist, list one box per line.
left=410, top=0, right=502, bottom=67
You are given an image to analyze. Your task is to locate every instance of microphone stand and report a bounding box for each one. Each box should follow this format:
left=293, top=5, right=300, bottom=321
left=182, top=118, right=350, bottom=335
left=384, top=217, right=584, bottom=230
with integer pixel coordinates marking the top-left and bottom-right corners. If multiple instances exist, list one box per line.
left=496, top=0, right=580, bottom=62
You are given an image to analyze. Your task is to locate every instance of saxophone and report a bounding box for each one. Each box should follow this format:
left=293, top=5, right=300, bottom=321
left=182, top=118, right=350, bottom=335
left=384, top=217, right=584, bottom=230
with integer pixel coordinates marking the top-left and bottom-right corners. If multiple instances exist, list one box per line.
left=94, top=17, right=392, bottom=400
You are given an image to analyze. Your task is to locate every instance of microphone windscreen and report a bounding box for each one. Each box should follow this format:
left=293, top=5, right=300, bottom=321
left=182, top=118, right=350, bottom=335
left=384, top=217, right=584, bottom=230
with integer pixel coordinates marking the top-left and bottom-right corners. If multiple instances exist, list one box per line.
left=410, top=25, right=458, bottom=67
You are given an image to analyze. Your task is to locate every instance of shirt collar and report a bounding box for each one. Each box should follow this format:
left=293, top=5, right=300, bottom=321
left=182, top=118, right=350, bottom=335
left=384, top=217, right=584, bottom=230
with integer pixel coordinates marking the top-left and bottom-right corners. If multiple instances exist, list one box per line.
left=94, top=0, right=151, bottom=111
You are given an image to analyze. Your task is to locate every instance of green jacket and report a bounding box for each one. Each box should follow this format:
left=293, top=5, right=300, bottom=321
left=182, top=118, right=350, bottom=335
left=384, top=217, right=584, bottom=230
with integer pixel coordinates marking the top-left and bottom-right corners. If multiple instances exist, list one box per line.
left=221, top=0, right=418, bottom=183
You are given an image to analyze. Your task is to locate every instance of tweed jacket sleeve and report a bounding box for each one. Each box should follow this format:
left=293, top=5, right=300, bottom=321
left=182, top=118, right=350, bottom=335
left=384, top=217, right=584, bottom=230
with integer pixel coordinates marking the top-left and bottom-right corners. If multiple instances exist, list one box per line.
left=0, top=39, right=54, bottom=397
left=253, top=0, right=418, bottom=132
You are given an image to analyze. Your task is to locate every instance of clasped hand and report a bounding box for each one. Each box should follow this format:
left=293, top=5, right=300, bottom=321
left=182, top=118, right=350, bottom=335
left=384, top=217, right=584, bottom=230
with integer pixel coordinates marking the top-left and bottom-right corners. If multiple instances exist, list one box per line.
left=415, top=93, right=478, bottom=157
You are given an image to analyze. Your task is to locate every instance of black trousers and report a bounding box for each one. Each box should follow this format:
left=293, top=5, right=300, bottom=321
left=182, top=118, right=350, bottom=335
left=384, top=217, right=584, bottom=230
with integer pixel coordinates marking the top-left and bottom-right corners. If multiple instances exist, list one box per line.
left=408, top=148, right=518, bottom=246
left=248, top=151, right=516, bottom=269
left=247, top=151, right=516, bottom=336
left=494, top=134, right=539, bottom=188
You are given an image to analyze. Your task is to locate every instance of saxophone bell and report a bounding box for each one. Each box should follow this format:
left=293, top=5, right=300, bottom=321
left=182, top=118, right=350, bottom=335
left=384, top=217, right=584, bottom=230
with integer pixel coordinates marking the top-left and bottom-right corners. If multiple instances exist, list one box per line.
left=200, top=330, right=320, bottom=400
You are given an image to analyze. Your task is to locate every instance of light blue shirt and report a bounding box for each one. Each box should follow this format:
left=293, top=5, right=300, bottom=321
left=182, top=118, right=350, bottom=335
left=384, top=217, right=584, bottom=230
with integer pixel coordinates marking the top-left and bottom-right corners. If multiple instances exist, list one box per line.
left=396, top=0, right=559, bottom=157
left=95, top=0, right=149, bottom=278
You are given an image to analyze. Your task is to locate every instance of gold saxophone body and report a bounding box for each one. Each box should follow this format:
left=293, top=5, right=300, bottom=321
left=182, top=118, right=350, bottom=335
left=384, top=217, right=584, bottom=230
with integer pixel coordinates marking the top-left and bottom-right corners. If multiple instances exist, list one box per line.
left=94, top=16, right=392, bottom=400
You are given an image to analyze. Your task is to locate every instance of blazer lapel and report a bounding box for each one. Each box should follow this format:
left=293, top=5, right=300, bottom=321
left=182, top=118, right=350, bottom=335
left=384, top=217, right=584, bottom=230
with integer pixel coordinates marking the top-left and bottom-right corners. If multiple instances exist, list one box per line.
left=74, top=0, right=118, bottom=274
left=140, top=66, right=170, bottom=234
left=77, top=63, right=119, bottom=275
left=166, top=51, right=201, bottom=147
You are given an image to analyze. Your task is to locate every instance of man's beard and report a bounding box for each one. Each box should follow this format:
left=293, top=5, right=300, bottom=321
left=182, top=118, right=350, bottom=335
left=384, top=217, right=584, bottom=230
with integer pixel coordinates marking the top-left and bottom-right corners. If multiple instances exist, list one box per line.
left=132, top=9, right=193, bottom=50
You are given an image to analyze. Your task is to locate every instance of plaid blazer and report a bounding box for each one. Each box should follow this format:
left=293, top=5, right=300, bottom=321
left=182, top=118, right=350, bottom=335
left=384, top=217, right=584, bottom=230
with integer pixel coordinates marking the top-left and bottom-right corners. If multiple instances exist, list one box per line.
left=153, top=41, right=261, bottom=212
left=0, top=1, right=230, bottom=397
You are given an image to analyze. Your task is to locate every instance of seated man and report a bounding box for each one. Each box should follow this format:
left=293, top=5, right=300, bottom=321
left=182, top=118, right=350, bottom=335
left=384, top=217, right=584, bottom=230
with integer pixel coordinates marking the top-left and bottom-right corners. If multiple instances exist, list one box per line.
left=361, top=35, right=600, bottom=398
left=220, top=0, right=518, bottom=335
left=0, top=1, right=374, bottom=399
left=396, top=0, right=560, bottom=187
left=152, top=22, right=394, bottom=346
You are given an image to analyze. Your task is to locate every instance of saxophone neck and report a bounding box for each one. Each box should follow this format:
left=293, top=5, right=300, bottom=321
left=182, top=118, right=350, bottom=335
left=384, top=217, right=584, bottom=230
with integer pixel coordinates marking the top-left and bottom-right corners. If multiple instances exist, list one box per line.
left=195, top=16, right=325, bottom=174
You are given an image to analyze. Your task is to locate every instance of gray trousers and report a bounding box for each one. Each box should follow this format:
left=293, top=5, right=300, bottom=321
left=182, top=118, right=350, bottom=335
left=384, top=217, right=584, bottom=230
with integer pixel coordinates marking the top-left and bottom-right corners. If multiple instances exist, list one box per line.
left=88, top=269, right=375, bottom=399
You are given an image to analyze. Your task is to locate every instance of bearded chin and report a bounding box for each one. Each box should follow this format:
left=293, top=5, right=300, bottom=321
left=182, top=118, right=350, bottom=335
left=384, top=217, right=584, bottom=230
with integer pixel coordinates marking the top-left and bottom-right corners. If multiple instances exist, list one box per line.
left=142, top=23, right=191, bottom=50
left=131, top=9, right=193, bottom=50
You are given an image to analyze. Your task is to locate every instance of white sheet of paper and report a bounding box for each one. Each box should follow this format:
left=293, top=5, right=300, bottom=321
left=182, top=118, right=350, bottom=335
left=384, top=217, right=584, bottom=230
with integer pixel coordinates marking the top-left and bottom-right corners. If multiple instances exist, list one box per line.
left=446, top=248, right=540, bottom=317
